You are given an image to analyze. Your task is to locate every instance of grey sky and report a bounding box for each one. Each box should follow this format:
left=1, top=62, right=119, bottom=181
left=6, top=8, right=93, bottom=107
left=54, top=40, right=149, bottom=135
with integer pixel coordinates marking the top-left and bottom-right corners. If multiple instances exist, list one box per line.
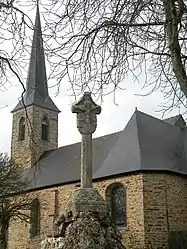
left=0, top=3, right=182, bottom=153
left=0, top=78, right=180, bottom=154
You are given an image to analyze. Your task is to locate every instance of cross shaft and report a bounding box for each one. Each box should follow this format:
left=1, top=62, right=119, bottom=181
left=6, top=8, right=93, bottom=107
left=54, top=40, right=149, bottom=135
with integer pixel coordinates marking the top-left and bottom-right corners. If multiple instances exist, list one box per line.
left=72, top=92, right=101, bottom=188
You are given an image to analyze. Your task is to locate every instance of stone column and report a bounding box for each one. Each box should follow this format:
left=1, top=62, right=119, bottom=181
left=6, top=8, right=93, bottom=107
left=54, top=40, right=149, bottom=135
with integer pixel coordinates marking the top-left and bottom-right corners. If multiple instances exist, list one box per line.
left=71, top=92, right=101, bottom=188
left=40, top=92, right=125, bottom=249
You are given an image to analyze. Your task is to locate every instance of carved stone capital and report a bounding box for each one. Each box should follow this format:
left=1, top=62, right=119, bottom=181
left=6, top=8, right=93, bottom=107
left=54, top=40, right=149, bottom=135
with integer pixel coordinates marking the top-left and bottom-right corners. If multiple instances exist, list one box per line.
left=71, top=92, right=101, bottom=134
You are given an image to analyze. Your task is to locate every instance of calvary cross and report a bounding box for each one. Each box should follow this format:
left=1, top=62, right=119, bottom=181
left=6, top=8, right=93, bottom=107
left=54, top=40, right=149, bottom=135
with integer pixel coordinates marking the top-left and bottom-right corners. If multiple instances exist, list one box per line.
left=71, top=92, right=101, bottom=188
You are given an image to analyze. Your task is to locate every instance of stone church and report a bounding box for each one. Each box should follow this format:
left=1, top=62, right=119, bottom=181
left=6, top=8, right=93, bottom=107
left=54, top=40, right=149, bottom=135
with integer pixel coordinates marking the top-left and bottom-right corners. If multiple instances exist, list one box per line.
left=7, top=4, right=187, bottom=249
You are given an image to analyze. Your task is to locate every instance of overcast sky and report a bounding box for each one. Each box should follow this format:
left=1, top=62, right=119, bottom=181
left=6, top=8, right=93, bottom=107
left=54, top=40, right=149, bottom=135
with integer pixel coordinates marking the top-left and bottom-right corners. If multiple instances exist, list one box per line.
left=0, top=77, right=181, bottom=154
left=0, top=3, right=182, bottom=154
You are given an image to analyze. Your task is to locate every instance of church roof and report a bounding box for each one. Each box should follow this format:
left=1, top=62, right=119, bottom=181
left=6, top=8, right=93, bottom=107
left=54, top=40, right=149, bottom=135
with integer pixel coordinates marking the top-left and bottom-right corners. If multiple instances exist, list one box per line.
left=12, top=4, right=60, bottom=113
left=25, top=110, right=187, bottom=191
left=163, top=114, right=186, bottom=127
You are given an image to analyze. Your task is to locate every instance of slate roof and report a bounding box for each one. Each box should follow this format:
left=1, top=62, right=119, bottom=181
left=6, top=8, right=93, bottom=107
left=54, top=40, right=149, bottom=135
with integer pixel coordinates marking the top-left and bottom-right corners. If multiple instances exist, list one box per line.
left=25, top=110, right=187, bottom=191
left=163, top=114, right=186, bottom=127
left=12, top=4, right=60, bottom=113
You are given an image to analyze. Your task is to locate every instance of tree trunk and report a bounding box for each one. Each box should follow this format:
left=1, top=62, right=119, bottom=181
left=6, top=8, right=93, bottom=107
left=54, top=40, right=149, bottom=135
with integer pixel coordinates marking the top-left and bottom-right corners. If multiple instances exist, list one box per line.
left=0, top=217, right=9, bottom=249
left=163, top=0, right=187, bottom=99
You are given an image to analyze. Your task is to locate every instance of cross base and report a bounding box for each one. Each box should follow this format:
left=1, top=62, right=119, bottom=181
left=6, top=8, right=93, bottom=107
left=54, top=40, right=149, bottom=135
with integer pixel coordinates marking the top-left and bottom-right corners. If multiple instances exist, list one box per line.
left=69, top=188, right=108, bottom=215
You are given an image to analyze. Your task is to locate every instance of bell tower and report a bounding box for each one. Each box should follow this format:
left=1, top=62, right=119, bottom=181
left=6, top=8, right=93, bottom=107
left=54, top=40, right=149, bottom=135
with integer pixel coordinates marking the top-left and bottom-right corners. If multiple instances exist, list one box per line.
left=11, top=4, right=60, bottom=168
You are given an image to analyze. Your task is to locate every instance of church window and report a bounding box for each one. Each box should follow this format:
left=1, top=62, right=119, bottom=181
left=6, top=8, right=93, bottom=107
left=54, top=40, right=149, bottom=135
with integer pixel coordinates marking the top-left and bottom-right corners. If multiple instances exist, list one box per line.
left=30, top=199, right=40, bottom=238
left=18, top=117, right=25, bottom=141
left=42, top=116, right=49, bottom=141
left=106, top=183, right=126, bottom=227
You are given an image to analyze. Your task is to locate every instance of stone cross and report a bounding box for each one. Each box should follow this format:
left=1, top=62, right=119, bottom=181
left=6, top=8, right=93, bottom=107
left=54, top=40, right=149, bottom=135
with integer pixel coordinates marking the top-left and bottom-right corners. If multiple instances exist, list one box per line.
left=71, top=92, right=101, bottom=188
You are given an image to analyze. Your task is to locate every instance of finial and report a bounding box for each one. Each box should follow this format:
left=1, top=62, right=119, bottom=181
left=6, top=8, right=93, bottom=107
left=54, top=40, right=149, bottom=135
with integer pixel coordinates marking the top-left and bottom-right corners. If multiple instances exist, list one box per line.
left=135, top=106, right=138, bottom=112
left=36, top=0, right=40, bottom=14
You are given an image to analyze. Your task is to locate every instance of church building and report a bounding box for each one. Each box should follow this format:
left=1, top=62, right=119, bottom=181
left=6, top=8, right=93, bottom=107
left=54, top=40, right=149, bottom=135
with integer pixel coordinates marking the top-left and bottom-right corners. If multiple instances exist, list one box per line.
left=8, top=4, right=187, bottom=249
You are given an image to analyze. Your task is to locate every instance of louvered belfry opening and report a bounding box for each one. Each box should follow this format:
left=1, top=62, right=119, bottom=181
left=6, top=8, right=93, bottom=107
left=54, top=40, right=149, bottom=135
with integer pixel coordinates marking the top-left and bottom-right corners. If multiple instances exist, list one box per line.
left=42, top=116, right=49, bottom=141
left=18, top=117, right=25, bottom=141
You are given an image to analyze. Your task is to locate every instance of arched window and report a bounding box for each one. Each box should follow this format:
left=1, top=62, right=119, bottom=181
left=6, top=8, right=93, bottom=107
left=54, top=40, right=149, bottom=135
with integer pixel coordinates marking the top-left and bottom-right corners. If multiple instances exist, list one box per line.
left=18, top=117, right=25, bottom=141
left=30, top=199, right=40, bottom=238
left=42, top=116, right=49, bottom=141
left=106, top=183, right=126, bottom=227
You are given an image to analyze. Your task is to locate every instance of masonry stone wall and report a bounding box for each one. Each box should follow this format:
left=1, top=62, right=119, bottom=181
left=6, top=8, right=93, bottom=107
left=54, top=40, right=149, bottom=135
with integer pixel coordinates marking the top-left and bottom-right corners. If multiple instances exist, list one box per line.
left=95, top=175, right=145, bottom=249
left=8, top=172, right=187, bottom=249
left=7, top=174, right=145, bottom=249
left=143, top=173, right=187, bottom=249
left=11, top=106, right=58, bottom=168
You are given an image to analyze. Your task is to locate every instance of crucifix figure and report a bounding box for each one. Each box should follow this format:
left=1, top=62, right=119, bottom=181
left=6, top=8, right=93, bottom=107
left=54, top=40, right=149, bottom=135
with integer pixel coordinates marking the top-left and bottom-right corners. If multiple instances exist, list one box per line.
left=72, top=92, right=101, bottom=188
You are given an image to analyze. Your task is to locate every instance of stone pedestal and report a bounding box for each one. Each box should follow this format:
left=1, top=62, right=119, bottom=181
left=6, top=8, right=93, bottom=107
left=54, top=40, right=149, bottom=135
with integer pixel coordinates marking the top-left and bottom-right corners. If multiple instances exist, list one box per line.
left=41, top=188, right=125, bottom=249
left=61, top=188, right=125, bottom=249
left=70, top=188, right=108, bottom=215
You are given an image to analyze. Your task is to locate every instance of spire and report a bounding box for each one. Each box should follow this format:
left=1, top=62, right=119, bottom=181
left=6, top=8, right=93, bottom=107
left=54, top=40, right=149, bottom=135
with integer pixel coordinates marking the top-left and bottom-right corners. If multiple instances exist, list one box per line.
left=12, top=4, right=60, bottom=113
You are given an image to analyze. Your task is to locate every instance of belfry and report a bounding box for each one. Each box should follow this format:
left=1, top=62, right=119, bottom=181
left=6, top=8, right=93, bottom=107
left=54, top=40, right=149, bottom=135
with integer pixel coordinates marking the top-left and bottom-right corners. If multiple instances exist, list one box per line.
left=11, top=3, right=60, bottom=168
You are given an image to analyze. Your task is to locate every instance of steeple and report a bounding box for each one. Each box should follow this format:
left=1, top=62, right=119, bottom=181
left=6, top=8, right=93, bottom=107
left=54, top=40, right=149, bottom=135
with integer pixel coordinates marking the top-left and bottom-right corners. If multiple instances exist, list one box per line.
left=12, top=3, right=60, bottom=113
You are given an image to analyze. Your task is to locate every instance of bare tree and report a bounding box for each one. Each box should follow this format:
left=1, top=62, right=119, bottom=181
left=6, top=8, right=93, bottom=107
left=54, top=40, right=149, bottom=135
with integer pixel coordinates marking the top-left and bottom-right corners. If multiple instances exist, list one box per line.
left=39, top=0, right=187, bottom=111
left=0, top=153, right=31, bottom=249
left=1, top=0, right=187, bottom=112
left=0, top=0, right=33, bottom=92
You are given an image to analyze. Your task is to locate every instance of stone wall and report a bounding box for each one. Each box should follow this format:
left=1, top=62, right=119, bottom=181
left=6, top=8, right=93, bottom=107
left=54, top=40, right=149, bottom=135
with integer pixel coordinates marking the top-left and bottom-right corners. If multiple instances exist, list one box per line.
left=7, top=173, right=187, bottom=249
left=11, top=106, right=58, bottom=168
left=143, top=173, right=187, bottom=249
left=7, top=174, right=145, bottom=249
left=96, top=175, right=145, bottom=249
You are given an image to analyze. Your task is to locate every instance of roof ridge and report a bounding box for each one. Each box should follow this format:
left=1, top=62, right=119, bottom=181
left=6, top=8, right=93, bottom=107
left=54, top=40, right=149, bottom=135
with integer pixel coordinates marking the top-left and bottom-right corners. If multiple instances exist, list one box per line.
left=135, top=110, right=183, bottom=127
left=134, top=110, right=143, bottom=170
left=55, top=131, right=122, bottom=150
left=163, top=114, right=186, bottom=126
